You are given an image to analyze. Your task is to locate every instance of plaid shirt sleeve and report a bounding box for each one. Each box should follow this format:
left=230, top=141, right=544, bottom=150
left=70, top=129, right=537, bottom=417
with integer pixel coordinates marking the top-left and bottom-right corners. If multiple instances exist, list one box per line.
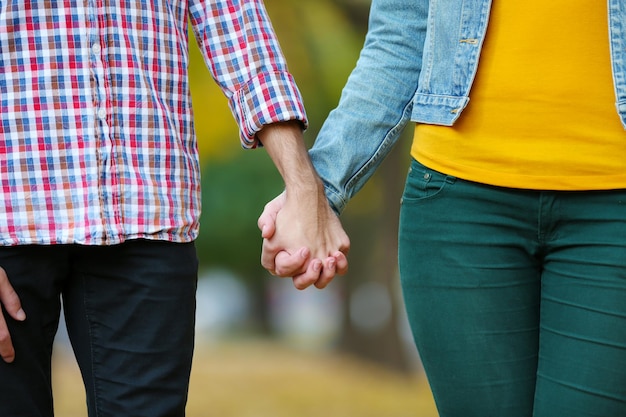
left=189, top=0, right=308, bottom=148
left=0, top=1, right=306, bottom=246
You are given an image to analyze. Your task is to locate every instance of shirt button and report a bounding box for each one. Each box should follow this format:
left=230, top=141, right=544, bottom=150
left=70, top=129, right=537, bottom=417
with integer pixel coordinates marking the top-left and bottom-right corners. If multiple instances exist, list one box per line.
left=97, top=108, right=107, bottom=120
left=92, top=43, right=102, bottom=55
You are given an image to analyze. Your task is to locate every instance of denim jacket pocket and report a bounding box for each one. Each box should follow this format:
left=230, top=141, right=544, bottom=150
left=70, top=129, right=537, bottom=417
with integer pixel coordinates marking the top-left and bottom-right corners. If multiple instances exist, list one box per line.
left=401, top=159, right=456, bottom=204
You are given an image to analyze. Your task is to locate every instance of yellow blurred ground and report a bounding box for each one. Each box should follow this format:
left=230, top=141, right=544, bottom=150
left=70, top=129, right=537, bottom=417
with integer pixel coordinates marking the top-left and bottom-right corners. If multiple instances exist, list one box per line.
left=52, top=339, right=438, bottom=417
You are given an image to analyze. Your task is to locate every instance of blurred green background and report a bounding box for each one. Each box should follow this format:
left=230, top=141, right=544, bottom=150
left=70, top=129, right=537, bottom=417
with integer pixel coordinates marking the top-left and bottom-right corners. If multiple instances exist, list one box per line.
left=192, top=0, right=416, bottom=372
left=53, top=1, right=438, bottom=415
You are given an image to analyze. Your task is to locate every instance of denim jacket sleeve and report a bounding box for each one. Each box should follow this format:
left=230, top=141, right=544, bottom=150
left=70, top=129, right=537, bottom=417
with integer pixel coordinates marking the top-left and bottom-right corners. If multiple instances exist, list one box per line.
left=311, top=0, right=626, bottom=215
left=308, top=0, right=429, bottom=214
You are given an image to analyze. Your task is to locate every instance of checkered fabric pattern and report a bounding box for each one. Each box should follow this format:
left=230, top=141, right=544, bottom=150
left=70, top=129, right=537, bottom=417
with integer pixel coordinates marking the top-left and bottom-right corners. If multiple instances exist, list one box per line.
left=0, top=0, right=306, bottom=245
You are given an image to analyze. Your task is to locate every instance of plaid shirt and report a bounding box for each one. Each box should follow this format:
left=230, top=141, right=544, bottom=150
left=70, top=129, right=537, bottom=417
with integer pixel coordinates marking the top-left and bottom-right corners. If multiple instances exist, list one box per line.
left=0, top=0, right=306, bottom=246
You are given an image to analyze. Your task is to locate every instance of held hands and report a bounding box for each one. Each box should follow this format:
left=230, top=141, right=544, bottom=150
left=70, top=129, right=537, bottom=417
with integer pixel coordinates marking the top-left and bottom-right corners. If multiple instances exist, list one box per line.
left=255, top=121, right=349, bottom=290
left=0, top=267, right=25, bottom=363
left=258, top=190, right=350, bottom=290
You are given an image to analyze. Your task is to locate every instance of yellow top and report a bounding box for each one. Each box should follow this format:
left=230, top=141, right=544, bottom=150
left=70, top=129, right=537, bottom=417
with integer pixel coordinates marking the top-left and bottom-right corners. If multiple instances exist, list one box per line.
left=412, top=1, right=626, bottom=190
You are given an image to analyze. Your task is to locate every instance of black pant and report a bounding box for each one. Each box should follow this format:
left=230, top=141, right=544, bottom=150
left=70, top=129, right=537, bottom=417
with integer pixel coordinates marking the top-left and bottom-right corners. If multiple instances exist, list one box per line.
left=0, top=240, right=198, bottom=417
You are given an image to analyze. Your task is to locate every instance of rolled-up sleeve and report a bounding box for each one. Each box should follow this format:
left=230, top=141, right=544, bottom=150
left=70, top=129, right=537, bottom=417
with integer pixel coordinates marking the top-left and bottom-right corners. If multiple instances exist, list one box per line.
left=189, top=0, right=307, bottom=148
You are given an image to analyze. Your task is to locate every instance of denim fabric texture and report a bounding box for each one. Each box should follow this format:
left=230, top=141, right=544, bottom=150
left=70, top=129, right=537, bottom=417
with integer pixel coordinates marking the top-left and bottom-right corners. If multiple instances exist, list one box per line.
left=399, top=159, right=626, bottom=417
left=309, top=0, right=626, bottom=214
left=307, top=1, right=626, bottom=415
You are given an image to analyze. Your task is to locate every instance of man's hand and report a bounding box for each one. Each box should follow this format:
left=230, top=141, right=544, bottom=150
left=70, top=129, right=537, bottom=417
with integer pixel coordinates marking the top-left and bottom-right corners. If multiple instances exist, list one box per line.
left=0, top=267, right=25, bottom=363
left=256, top=121, right=349, bottom=290
left=258, top=191, right=349, bottom=290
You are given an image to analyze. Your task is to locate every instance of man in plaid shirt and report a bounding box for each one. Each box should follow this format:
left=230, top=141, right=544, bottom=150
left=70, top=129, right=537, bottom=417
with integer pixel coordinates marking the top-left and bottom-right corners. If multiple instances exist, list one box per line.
left=0, top=1, right=348, bottom=415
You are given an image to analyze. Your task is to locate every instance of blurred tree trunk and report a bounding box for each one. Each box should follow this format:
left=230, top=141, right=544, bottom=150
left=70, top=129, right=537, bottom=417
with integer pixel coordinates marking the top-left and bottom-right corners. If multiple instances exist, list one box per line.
left=333, top=0, right=372, bottom=31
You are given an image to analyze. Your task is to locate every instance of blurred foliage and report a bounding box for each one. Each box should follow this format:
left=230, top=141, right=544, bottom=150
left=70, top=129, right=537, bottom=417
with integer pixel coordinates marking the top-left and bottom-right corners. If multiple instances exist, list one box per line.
left=189, top=1, right=417, bottom=372
left=191, top=0, right=370, bottom=277
left=196, top=150, right=281, bottom=278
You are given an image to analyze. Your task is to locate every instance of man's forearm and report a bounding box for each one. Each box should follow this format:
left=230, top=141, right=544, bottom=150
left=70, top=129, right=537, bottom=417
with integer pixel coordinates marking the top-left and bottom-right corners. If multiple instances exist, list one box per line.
left=257, top=121, right=324, bottom=197
left=256, top=121, right=350, bottom=289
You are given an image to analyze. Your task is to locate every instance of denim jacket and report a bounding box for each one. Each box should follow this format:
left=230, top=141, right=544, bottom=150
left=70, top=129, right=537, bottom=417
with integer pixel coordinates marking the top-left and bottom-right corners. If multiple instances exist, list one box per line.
left=309, top=0, right=626, bottom=214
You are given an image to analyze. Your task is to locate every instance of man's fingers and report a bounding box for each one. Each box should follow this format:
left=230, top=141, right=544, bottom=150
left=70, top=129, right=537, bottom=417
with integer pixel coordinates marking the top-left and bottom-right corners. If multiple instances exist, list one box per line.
left=260, top=239, right=278, bottom=273
left=257, top=210, right=276, bottom=239
left=292, top=259, right=322, bottom=290
left=261, top=239, right=304, bottom=274
left=273, top=248, right=310, bottom=277
left=0, top=314, right=15, bottom=363
left=0, top=269, right=19, bottom=363
left=0, top=270, right=24, bottom=321
left=292, top=251, right=349, bottom=290
left=257, top=202, right=277, bottom=239
left=0, top=287, right=25, bottom=322
left=257, top=192, right=286, bottom=239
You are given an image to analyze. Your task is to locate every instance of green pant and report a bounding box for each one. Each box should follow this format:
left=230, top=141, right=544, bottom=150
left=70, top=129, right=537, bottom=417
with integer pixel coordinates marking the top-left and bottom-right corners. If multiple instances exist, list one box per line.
left=399, top=159, right=626, bottom=417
